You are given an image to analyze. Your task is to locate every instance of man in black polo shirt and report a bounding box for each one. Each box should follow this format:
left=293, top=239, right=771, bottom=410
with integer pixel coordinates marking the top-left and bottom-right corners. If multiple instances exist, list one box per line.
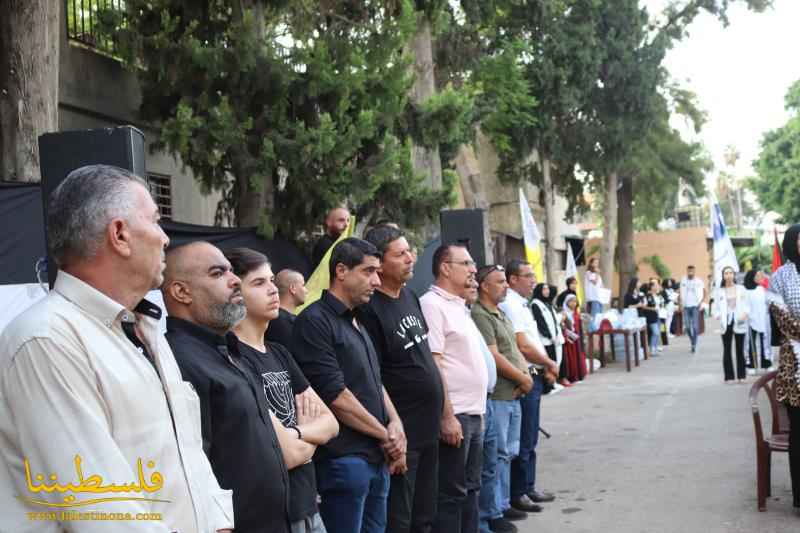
left=162, top=241, right=316, bottom=533
left=292, top=237, right=407, bottom=533
left=359, top=225, right=444, bottom=533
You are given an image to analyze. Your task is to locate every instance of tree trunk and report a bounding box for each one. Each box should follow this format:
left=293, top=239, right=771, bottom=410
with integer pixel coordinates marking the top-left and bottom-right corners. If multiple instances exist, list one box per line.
left=236, top=169, right=269, bottom=230
left=409, top=15, right=442, bottom=190
left=234, top=1, right=271, bottom=232
left=0, top=0, right=60, bottom=182
left=541, top=156, right=557, bottom=285
left=601, top=171, right=618, bottom=300
left=617, top=174, right=635, bottom=310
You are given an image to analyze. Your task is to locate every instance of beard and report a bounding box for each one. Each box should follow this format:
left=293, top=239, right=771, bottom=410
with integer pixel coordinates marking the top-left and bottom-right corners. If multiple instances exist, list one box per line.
left=208, top=300, right=247, bottom=330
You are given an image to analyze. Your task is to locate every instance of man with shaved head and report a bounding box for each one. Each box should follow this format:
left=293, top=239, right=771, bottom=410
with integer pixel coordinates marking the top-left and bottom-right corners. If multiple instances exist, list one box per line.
left=162, top=241, right=316, bottom=533
left=312, top=206, right=351, bottom=267
left=266, top=269, right=308, bottom=347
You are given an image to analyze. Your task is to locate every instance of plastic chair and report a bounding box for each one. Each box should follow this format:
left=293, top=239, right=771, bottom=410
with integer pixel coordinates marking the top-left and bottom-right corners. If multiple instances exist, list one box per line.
left=749, top=370, right=791, bottom=511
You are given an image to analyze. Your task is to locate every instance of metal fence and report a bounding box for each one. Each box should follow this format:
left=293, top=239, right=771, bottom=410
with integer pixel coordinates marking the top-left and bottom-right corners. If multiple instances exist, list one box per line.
left=66, top=0, right=125, bottom=54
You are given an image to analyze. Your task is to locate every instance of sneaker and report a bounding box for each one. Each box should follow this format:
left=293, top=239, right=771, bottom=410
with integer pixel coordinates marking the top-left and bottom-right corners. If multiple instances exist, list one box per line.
left=503, top=507, right=528, bottom=521
left=489, top=517, right=519, bottom=532
left=690, top=346, right=696, bottom=354
left=528, top=489, right=556, bottom=503
left=511, top=494, right=543, bottom=512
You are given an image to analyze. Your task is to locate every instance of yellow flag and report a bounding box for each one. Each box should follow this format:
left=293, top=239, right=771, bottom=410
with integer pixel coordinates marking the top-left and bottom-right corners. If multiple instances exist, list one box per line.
left=296, top=216, right=356, bottom=314
left=519, top=189, right=545, bottom=281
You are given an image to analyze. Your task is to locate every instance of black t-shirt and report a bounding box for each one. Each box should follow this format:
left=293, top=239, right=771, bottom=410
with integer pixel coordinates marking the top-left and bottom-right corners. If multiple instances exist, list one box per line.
left=624, top=292, right=641, bottom=308
left=165, top=318, right=290, bottom=533
left=265, top=308, right=297, bottom=348
left=358, top=288, right=444, bottom=449
left=238, top=340, right=317, bottom=523
left=642, top=293, right=659, bottom=324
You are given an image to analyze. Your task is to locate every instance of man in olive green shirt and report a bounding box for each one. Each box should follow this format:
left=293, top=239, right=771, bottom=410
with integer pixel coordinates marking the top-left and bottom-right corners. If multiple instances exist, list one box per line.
left=471, top=265, right=534, bottom=522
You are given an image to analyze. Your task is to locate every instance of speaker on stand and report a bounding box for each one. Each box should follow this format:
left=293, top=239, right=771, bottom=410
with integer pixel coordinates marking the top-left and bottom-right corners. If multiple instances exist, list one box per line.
left=38, top=126, right=147, bottom=287
left=440, top=208, right=494, bottom=268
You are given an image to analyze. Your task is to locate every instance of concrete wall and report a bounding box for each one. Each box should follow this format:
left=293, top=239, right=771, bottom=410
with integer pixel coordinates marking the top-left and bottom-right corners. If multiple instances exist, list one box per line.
left=453, top=130, right=582, bottom=272
left=586, top=226, right=711, bottom=297
left=57, top=26, right=221, bottom=225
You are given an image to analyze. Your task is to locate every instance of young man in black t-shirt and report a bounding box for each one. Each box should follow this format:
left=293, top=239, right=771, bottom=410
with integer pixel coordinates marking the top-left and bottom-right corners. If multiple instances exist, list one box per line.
left=226, top=247, right=340, bottom=533
left=360, top=225, right=445, bottom=533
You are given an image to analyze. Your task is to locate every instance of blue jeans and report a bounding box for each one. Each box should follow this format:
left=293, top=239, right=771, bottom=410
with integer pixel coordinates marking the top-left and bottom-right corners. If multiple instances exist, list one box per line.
left=649, top=322, right=660, bottom=353
left=316, top=456, right=389, bottom=533
left=510, top=375, right=543, bottom=499
left=491, top=399, right=521, bottom=512
left=684, top=306, right=699, bottom=349
left=588, top=300, right=603, bottom=331
left=479, top=399, right=500, bottom=532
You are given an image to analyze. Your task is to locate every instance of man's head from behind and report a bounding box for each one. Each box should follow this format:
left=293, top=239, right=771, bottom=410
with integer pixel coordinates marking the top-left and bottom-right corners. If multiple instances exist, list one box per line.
left=329, top=238, right=381, bottom=308
left=275, top=269, right=307, bottom=308
left=162, top=242, right=246, bottom=334
left=47, top=164, right=170, bottom=295
left=364, top=224, right=415, bottom=286
left=505, top=259, right=536, bottom=298
left=324, top=207, right=351, bottom=238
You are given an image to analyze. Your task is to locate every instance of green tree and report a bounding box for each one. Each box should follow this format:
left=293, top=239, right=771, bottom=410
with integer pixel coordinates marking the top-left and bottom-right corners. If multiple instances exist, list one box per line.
left=100, top=1, right=458, bottom=242
left=750, top=80, right=800, bottom=223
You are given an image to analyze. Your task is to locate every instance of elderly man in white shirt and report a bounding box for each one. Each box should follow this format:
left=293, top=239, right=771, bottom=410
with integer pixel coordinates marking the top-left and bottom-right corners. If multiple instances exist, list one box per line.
left=497, top=260, right=558, bottom=514
left=0, top=165, right=233, bottom=532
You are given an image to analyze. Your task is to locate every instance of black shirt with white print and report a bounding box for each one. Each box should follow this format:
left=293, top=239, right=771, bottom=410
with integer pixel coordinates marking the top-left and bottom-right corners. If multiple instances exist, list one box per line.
left=237, top=340, right=317, bottom=523
left=358, top=287, right=444, bottom=449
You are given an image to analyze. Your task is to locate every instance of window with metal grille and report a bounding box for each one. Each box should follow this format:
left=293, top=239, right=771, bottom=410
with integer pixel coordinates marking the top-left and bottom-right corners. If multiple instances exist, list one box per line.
left=147, top=173, right=172, bottom=220
left=66, top=0, right=126, bottom=55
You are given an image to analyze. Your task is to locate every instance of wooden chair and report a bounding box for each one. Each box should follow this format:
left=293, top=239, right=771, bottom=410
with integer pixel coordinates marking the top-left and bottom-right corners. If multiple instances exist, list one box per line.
left=749, top=370, right=791, bottom=511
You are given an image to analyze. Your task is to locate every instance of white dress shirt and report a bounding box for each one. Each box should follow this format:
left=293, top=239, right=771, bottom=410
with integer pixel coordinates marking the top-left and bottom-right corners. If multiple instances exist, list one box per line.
left=0, top=272, right=233, bottom=532
left=499, top=288, right=546, bottom=368
left=680, top=277, right=705, bottom=308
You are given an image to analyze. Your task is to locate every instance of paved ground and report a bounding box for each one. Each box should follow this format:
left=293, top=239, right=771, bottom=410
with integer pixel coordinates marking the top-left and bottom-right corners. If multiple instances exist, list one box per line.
left=516, top=322, right=798, bottom=533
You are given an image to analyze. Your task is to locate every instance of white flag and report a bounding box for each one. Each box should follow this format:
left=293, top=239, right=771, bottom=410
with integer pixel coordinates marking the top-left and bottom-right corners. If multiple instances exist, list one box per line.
left=709, top=197, right=738, bottom=288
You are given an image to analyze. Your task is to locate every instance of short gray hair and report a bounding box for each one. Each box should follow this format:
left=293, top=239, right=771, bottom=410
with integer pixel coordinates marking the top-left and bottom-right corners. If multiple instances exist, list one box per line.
left=47, top=164, right=147, bottom=267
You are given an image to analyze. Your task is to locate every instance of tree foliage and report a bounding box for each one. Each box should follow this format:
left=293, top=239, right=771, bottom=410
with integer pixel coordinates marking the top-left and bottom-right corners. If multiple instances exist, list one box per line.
left=750, top=80, right=800, bottom=223
left=100, top=0, right=459, bottom=241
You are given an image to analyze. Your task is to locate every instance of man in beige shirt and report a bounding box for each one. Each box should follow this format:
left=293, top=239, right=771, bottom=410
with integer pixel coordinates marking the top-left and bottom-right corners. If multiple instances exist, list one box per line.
left=0, top=165, right=233, bottom=532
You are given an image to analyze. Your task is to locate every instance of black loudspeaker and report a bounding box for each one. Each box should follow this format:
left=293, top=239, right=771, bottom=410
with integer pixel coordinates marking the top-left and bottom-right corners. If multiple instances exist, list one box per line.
left=38, top=126, right=147, bottom=286
left=565, top=237, right=585, bottom=266
left=440, top=208, right=493, bottom=267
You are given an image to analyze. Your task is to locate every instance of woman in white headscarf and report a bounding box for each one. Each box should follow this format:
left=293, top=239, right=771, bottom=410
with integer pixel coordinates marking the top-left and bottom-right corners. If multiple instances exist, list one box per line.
left=766, top=223, right=800, bottom=510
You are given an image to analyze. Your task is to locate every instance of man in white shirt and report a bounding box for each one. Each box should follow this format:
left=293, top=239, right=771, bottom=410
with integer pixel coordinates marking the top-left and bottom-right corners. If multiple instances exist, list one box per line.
left=498, top=260, right=558, bottom=514
left=680, top=265, right=706, bottom=354
left=0, top=165, right=233, bottom=532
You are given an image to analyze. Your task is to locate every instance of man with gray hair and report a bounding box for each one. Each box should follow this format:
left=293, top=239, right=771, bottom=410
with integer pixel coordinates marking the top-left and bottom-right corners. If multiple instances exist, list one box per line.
left=162, top=241, right=315, bottom=533
left=266, top=268, right=308, bottom=347
left=0, top=165, right=234, bottom=532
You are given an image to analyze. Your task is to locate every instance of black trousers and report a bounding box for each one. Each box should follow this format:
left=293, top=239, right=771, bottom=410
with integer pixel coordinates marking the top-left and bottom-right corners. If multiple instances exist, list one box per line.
left=434, top=414, right=483, bottom=533
left=721, top=321, right=746, bottom=381
left=387, top=442, right=439, bottom=533
left=788, top=405, right=800, bottom=507
left=748, top=329, right=768, bottom=368
left=660, top=318, right=669, bottom=346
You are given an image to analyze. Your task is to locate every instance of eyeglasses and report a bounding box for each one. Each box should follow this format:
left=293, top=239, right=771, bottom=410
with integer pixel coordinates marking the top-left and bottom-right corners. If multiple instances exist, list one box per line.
left=477, top=264, right=505, bottom=284
left=445, top=259, right=477, bottom=268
